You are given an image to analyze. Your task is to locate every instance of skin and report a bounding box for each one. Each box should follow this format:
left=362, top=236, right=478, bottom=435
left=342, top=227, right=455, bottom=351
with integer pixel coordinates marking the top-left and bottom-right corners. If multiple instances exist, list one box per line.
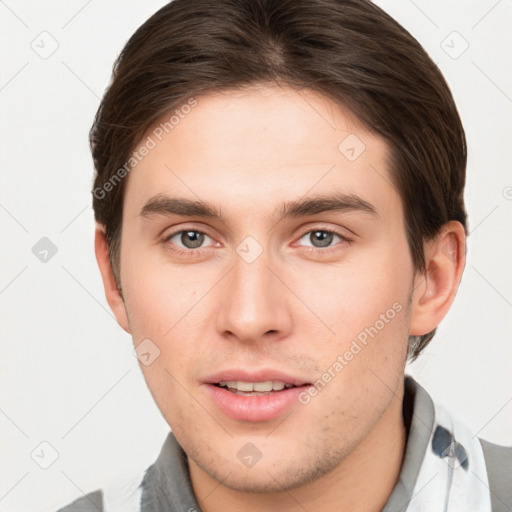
left=95, top=84, right=466, bottom=512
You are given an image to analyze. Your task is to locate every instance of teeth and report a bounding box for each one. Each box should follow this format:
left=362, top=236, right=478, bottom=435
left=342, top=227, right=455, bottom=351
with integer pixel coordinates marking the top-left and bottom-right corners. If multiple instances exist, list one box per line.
left=269, top=381, right=285, bottom=391
left=236, top=381, right=254, bottom=392
left=218, top=380, right=294, bottom=392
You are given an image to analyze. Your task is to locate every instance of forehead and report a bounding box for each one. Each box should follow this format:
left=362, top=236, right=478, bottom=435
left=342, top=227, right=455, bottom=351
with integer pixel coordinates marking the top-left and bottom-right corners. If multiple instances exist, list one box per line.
left=123, top=85, right=399, bottom=224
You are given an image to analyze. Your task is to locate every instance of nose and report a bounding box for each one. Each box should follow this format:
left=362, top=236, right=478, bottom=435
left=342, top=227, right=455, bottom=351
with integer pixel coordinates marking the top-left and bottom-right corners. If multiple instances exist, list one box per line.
left=215, top=245, right=293, bottom=345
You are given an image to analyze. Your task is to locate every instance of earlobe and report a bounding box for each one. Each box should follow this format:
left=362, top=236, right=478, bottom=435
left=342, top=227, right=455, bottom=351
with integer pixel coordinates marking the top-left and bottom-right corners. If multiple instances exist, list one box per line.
left=94, top=224, right=131, bottom=334
left=409, top=221, right=466, bottom=336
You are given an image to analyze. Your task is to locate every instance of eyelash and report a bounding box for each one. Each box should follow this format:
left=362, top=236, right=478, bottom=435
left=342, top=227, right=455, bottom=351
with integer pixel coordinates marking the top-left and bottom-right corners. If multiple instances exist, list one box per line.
left=161, top=226, right=352, bottom=258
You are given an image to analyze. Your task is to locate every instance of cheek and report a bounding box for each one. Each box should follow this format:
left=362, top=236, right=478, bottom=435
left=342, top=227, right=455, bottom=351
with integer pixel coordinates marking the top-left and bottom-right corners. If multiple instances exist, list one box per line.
left=292, top=242, right=411, bottom=339
left=121, top=244, right=202, bottom=338
left=120, top=245, right=211, bottom=381
left=292, top=243, right=412, bottom=405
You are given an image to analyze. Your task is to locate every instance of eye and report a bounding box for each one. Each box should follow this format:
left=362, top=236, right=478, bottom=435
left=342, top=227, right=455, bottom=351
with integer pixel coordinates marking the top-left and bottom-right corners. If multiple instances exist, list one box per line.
left=297, top=229, right=350, bottom=250
left=163, top=229, right=215, bottom=253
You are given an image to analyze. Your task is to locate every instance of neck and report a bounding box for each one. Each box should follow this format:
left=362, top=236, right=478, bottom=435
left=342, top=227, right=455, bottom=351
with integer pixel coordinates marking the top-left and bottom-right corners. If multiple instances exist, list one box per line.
left=189, top=383, right=407, bottom=512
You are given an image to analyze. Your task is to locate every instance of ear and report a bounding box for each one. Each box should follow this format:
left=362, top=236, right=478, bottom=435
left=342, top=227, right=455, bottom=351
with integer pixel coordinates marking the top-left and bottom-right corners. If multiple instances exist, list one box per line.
left=94, top=224, right=131, bottom=334
left=409, top=221, right=466, bottom=336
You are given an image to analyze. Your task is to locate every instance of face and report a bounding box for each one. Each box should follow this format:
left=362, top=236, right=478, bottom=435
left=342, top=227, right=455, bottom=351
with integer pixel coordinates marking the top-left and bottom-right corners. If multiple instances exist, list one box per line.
left=117, top=85, right=414, bottom=492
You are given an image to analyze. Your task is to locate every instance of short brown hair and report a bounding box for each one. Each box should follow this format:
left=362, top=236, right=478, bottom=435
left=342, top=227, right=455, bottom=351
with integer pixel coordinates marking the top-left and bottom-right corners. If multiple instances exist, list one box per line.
left=90, top=0, right=468, bottom=361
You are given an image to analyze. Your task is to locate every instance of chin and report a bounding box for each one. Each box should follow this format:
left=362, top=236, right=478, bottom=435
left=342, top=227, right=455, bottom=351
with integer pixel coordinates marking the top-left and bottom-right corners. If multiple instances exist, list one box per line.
left=198, top=453, right=340, bottom=495
left=221, top=473, right=289, bottom=494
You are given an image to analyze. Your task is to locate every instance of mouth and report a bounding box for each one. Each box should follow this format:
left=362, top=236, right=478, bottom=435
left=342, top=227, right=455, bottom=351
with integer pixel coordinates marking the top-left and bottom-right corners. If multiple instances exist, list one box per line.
left=203, top=372, right=313, bottom=422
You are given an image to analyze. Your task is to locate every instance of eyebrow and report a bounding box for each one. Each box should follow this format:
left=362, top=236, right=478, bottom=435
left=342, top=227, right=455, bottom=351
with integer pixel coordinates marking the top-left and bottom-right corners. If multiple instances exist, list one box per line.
left=138, top=192, right=378, bottom=225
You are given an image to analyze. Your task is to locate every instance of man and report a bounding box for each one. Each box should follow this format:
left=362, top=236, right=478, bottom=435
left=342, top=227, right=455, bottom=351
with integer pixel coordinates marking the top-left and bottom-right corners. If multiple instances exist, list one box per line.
left=58, top=0, right=512, bottom=510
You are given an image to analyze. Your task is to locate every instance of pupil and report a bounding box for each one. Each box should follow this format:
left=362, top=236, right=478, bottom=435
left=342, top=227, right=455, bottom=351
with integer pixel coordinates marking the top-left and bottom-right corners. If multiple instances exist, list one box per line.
left=312, top=230, right=332, bottom=248
left=182, top=231, right=204, bottom=249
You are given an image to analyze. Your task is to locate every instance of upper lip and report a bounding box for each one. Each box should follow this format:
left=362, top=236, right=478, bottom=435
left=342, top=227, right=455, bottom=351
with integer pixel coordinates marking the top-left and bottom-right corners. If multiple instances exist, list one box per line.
left=203, top=369, right=312, bottom=387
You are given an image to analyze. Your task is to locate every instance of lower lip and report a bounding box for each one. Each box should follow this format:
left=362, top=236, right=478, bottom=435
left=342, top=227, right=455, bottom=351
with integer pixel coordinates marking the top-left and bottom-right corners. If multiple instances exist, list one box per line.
left=204, top=384, right=311, bottom=422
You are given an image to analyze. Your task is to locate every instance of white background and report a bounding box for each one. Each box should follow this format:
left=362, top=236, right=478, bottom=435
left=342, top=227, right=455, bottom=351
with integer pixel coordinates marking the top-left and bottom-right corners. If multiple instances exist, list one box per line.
left=1, top=1, right=511, bottom=511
